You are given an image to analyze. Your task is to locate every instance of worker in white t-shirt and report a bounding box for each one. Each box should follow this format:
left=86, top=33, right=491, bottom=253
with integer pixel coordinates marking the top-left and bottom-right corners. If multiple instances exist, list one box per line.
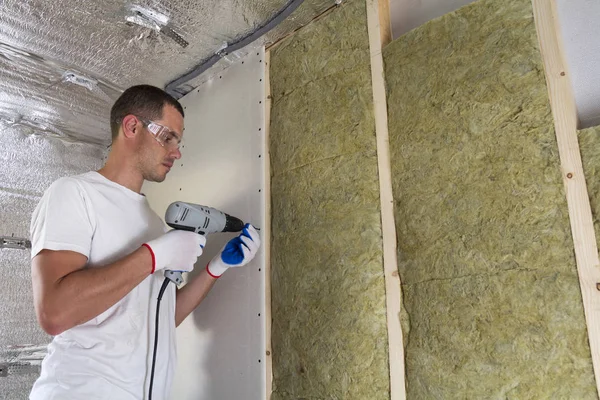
left=28, top=84, right=261, bottom=400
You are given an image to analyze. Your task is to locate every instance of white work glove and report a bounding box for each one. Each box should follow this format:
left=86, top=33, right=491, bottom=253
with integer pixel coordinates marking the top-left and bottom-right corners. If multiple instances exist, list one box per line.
left=143, top=230, right=206, bottom=274
left=207, top=223, right=261, bottom=278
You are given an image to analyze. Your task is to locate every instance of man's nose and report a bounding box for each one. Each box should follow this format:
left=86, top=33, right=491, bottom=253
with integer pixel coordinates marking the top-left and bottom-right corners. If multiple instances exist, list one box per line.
left=170, top=147, right=182, bottom=160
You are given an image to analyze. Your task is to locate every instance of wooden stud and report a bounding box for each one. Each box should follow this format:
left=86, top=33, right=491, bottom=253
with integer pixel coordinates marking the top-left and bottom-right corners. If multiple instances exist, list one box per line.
left=366, top=1, right=406, bottom=399
left=532, top=0, right=600, bottom=395
left=378, top=0, right=393, bottom=46
left=263, top=49, right=274, bottom=400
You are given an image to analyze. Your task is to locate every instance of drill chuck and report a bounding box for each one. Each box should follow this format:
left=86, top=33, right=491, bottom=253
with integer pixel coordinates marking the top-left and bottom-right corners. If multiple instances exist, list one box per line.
left=223, top=214, right=245, bottom=233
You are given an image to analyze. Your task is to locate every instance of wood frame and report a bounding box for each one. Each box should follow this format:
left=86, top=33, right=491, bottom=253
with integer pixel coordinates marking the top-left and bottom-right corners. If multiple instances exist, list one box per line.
left=263, top=49, right=274, bottom=400
left=532, top=0, right=600, bottom=395
left=366, top=0, right=406, bottom=399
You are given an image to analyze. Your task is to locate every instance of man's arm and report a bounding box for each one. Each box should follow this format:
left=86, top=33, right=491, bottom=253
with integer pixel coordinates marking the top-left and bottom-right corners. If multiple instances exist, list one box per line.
left=175, top=267, right=217, bottom=327
left=32, top=229, right=205, bottom=336
left=31, top=247, right=152, bottom=336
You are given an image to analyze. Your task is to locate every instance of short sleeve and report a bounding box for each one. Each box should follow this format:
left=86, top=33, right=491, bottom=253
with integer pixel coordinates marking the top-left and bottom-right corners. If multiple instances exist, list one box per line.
left=30, top=177, right=95, bottom=259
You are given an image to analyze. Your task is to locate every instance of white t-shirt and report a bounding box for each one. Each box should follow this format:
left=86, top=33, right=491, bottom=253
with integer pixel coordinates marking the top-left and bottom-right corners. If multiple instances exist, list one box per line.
left=29, top=171, right=176, bottom=400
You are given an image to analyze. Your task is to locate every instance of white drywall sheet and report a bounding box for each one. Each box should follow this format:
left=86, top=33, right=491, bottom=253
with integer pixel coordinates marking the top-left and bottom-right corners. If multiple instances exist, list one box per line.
left=142, top=48, right=267, bottom=400
left=554, top=0, right=600, bottom=128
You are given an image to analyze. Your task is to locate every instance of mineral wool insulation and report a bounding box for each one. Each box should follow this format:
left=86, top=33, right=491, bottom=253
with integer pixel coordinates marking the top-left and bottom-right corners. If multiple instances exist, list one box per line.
left=579, top=126, right=600, bottom=278
left=384, top=0, right=596, bottom=397
left=269, top=0, right=389, bottom=398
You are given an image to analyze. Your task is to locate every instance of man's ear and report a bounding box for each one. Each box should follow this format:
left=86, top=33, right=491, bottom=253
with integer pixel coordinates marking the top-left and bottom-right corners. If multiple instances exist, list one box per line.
left=121, top=115, right=139, bottom=139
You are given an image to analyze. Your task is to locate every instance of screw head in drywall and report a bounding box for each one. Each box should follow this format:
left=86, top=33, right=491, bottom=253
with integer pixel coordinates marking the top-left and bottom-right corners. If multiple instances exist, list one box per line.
left=567, top=172, right=573, bottom=179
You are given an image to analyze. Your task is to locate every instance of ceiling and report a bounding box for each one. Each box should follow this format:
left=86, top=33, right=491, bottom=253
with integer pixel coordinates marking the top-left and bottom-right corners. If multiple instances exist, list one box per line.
left=0, top=0, right=335, bottom=146
left=1, top=0, right=598, bottom=145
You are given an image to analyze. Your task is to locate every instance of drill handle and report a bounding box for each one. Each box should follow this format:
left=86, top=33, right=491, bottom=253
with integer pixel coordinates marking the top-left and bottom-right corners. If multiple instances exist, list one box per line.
left=164, top=270, right=184, bottom=286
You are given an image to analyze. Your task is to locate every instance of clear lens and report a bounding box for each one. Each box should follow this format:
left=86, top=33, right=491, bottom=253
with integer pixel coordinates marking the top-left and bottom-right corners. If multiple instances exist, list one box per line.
left=145, top=121, right=183, bottom=150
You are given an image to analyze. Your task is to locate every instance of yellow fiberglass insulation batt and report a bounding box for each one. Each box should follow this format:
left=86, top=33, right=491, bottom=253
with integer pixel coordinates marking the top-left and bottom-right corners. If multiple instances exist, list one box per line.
left=269, top=0, right=390, bottom=398
left=384, top=0, right=596, bottom=397
left=579, top=126, right=600, bottom=251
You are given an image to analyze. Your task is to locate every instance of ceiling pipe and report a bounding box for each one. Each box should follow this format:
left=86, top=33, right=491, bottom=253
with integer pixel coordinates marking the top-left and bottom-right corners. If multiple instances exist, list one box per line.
left=165, top=0, right=305, bottom=98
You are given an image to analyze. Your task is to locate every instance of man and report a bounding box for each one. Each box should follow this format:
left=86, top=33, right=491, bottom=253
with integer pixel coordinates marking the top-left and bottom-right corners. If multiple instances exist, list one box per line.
left=28, top=85, right=260, bottom=399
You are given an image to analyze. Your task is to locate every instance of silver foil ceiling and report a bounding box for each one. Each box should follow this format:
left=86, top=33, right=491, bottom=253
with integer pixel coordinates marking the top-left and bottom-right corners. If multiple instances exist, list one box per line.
left=0, top=0, right=337, bottom=146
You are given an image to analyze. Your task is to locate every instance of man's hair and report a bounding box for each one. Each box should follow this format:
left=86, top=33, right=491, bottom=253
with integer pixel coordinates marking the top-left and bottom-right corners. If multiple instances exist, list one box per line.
left=110, top=85, right=185, bottom=140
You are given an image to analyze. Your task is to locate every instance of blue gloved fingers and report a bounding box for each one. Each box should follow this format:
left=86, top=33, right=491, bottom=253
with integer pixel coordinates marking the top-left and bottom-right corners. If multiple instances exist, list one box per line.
left=241, top=242, right=251, bottom=261
left=242, top=223, right=260, bottom=239
left=221, top=237, right=246, bottom=265
left=249, top=224, right=260, bottom=237
left=219, top=225, right=260, bottom=266
left=240, top=234, right=258, bottom=253
left=242, top=224, right=261, bottom=247
left=241, top=224, right=252, bottom=240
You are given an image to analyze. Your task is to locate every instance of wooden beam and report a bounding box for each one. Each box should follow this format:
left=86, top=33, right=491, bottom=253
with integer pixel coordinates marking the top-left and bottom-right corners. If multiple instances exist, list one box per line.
left=263, top=49, right=274, bottom=400
left=378, top=0, right=392, bottom=47
left=532, top=0, right=600, bottom=395
left=366, top=1, right=406, bottom=399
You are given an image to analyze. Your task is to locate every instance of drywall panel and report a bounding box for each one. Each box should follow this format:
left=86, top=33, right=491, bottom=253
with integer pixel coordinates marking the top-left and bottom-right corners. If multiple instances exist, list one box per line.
left=142, top=49, right=266, bottom=400
left=384, top=0, right=596, bottom=397
left=554, top=0, right=600, bottom=128
left=269, top=0, right=390, bottom=398
left=390, top=0, right=477, bottom=37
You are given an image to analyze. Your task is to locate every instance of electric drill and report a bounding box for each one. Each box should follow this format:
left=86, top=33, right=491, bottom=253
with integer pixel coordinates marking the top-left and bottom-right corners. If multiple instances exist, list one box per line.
left=162, top=201, right=245, bottom=285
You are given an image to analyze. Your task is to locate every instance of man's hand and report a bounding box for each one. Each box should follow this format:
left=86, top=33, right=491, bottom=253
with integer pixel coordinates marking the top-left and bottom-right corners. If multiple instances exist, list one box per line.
left=207, top=224, right=261, bottom=278
left=175, top=223, right=261, bottom=326
left=144, top=230, right=206, bottom=274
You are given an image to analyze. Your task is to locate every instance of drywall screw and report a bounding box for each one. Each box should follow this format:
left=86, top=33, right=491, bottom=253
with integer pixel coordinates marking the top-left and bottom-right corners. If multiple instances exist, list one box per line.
left=567, top=173, right=573, bottom=179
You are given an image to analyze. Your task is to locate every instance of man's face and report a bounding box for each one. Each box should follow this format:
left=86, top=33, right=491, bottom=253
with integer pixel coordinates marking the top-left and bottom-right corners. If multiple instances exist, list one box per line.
left=137, top=104, right=184, bottom=183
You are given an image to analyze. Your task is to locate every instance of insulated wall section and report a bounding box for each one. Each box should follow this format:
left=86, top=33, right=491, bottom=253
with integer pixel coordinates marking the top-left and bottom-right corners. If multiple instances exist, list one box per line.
left=384, top=0, right=596, bottom=397
left=269, top=0, right=390, bottom=398
left=579, top=126, right=600, bottom=280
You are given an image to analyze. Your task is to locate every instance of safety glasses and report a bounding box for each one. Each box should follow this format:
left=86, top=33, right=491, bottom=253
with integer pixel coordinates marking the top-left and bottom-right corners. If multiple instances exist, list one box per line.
left=138, top=117, right=183, bottom=151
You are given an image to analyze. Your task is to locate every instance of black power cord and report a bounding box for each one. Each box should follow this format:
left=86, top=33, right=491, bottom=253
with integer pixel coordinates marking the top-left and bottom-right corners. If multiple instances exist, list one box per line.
left=148, top=277, right=172, bottom=400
